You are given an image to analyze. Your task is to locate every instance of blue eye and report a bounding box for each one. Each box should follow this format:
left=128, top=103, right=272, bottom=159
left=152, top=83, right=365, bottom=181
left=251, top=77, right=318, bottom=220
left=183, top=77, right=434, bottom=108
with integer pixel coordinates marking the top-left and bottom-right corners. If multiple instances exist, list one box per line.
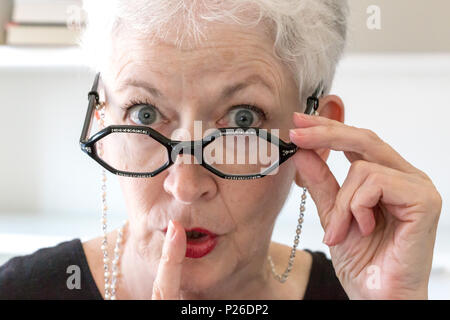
left=128, top=103, right=162, bottom=126
left=227, top=105, right=266, bottom=127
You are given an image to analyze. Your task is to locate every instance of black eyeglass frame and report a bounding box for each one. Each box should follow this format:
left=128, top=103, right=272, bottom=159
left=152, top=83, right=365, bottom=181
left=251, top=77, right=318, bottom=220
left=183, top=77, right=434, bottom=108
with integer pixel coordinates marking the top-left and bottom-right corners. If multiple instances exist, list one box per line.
left=79, top=73, right=322, bottom=180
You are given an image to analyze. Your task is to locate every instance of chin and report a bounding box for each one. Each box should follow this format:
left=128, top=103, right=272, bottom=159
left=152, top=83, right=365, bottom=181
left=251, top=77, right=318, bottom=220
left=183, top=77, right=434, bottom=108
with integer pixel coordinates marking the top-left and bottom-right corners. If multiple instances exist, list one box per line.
left=179, top=271, right=218, bottom=295
left=179, top=255, right=232, bottom=296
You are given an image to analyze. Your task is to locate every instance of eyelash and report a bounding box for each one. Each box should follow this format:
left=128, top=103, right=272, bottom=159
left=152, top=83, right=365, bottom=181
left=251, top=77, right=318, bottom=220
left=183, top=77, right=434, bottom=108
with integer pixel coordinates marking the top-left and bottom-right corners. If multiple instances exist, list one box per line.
left=121, top=99, right=268, bottom=123
left=229, top=104, right=268, bottom=121
left=121, top=98, right=155, bottom=113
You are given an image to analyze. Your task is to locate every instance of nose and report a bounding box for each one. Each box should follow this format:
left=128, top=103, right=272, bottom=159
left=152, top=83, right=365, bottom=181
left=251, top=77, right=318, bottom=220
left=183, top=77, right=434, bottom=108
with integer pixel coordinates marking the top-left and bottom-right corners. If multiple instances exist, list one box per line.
left=163, top=153, right=218, bottom=204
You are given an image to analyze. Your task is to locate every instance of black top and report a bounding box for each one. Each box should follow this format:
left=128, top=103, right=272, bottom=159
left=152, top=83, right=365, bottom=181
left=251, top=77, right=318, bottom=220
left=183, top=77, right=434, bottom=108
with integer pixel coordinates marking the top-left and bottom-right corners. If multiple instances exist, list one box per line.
left=0, top=239, right=348, bottom=300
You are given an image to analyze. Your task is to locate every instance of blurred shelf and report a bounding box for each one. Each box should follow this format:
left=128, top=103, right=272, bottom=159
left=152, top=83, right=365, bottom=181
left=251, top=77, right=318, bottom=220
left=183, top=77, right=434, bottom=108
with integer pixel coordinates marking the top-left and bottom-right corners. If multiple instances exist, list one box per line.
left=0, top=45, right=86, bottom=68
left=1, top=46, right=449, bottom=72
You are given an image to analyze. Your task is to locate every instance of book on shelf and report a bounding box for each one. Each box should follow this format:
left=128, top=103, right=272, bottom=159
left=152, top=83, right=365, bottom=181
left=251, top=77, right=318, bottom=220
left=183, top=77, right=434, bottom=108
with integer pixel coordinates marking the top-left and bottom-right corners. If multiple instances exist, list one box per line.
left=6, top=22, right=80, bottom=45
left=0, top=0, right=13, bottom=44
left=5, top=0, right=85, bottom=45
left=12, top=0, right=84, bottom=24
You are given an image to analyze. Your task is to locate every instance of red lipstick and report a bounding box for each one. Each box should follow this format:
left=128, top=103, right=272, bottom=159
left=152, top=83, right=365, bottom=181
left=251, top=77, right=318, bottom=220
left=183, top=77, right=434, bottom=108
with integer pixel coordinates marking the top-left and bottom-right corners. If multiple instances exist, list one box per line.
left=164, top=227, right=218, bottom=259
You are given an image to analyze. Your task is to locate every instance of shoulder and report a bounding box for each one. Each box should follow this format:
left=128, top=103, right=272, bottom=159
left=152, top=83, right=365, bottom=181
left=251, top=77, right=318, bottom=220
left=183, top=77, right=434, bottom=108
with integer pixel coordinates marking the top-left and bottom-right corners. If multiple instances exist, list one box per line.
left=0, top=238, right=101, bottom=299
left=302, top=249, right=348, bottom=300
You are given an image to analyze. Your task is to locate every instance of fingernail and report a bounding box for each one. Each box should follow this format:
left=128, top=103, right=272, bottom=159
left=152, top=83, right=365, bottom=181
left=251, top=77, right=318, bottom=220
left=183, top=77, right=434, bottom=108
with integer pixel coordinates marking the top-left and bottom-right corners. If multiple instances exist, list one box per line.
left=323, top=229, right=332, bottom=245
left=289, top=129, right=298, bottom=138
left=290, top=129, right=307, bottom=139
left=168, top=220, right=177, bottom=242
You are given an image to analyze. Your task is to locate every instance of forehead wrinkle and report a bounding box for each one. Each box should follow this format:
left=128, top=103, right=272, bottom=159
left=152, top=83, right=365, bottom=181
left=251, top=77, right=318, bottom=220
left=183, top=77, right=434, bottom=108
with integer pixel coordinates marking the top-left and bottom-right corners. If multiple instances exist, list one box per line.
left=232, top=58, right=285, bottom=105
left=191, top=46, right=287, bottom=106
left=110, top=27, right=293, bottom=108
left=113, top=55, right=171, bottom=95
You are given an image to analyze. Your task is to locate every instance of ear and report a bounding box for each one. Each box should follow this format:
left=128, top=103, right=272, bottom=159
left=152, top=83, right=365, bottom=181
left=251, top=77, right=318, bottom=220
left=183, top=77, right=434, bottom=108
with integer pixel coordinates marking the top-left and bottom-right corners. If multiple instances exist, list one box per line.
left=294, top=94, right=345, bottom=187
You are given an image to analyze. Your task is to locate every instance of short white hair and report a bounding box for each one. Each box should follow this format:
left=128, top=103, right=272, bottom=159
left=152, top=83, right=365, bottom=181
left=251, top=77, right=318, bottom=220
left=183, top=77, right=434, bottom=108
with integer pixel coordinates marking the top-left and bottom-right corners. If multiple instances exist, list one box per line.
left=80, top=0, right=348, bottom=110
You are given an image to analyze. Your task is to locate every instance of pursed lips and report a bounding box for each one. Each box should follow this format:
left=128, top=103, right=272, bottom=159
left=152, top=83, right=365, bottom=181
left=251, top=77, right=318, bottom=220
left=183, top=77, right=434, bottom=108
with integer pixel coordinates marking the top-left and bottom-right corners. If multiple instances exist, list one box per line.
left=162, top=227, right=218, bottom=238
left=162, top=226, right=220, bottom=258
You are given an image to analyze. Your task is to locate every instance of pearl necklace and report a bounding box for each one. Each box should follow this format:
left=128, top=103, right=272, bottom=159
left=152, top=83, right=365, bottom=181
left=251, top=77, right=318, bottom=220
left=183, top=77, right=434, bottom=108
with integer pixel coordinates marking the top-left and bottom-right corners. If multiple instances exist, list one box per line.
left=100, top=167, right=127, bottom=300
left=97, top=104, right=127, bottom=300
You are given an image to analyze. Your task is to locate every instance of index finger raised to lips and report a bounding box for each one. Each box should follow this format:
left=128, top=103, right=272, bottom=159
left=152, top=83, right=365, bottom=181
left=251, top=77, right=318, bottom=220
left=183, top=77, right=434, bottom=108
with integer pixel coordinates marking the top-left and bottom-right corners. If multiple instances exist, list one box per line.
left=290, top=112, right=419, bottom=175
left=152, top=220, right=186, bottom=300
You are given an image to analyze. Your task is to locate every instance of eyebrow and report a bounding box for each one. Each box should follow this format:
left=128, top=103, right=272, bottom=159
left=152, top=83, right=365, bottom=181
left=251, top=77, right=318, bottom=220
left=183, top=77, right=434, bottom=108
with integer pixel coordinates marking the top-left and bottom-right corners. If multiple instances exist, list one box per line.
left=220, top=74, right=275, bottom=100
left=116, top=74, right=275, bottom=99
left=116, top=78, right=163, bottom=97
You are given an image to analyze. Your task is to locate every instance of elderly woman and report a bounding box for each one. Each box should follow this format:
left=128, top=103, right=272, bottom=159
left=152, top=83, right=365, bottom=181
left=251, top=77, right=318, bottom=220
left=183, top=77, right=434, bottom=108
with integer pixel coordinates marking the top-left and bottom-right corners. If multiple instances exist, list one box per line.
left=0, top=0, right=442, bottom=300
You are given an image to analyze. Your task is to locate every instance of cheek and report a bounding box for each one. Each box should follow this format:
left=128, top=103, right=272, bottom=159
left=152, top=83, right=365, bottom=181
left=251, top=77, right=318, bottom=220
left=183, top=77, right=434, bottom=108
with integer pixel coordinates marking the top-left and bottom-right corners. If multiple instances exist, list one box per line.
left=235, top=164, right=294, bottom=216
left=118, top=176, right=163, bottom=214
left=103, top=105, right=123, bottom=126
left=222, top=164, right=295, bottom=251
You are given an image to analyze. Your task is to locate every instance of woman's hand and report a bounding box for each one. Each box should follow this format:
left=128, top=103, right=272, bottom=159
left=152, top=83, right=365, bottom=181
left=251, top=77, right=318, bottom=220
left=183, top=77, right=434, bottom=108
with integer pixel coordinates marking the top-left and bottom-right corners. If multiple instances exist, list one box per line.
left=289, top=112, right=442, bottom=299
left=151, top=220, right=186, bottom=299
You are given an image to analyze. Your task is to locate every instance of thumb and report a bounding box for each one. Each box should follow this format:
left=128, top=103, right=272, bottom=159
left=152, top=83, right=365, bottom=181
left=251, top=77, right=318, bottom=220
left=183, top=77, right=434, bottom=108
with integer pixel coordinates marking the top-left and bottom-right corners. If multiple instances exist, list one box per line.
left=152, top=219, right=186, bottom=300
left=291, top=147, right=340, bottom=229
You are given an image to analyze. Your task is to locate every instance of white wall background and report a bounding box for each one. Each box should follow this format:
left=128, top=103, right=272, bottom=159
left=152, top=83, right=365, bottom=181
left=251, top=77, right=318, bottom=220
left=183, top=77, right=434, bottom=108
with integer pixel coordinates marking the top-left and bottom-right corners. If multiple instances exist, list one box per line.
left=0, top=48, right=449, bottom=298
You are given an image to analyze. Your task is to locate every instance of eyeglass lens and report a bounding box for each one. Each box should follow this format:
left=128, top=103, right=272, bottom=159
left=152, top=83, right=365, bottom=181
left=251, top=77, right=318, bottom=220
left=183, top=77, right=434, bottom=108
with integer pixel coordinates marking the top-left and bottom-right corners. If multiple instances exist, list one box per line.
left=95, top=131, right=280, bottom=175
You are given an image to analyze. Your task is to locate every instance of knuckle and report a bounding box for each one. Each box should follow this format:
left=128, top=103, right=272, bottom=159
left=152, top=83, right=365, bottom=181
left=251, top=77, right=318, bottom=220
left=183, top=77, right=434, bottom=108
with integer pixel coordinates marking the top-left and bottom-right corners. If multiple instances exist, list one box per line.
left=415, top=169, right=432, bottom=181
left=366, top=171, right=382, bottom=185
left=363, top=128, right=380, bottom=142
left=315, top=124, right=334, bottom=137
left=324, top=125, right=335, bottom=136
left=435, top=190, right=443, bottom=211
left=363, top=128, right=385, bottom=153
left=350, top=198, right=360, bottom=214
left=430, top=187, right=443, bottom=216
left=416, top=176, right=442, bottom=217
left=160, top=252, right=172, bottom=264
left=350, top=159, right=368, bottom=174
